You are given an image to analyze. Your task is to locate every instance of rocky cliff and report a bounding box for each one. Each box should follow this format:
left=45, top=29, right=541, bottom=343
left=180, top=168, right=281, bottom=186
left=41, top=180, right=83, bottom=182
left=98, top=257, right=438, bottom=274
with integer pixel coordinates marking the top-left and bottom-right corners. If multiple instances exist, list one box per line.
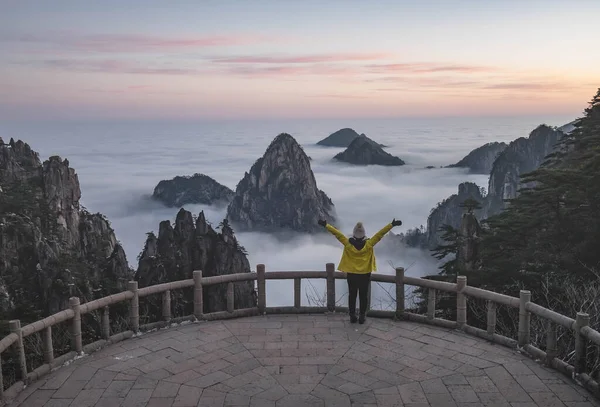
left=485, top=124, right=564, bottom=216
left=426, top=182, right=485, bottom=249
left=135, top=209, right=255, bottom=313
left=420, top=124, right=566, bottom=249
left=333, top=135, right=405, bottom=166
left=227, top=133, right=335, bottom=233
left=317, top=128, right=386, bottom=148
left=152, top=173, right=234, bottom=207
left=448, top=142, right=507, bottom=174
left=457, top=210, right=482, bottom=273
left=0, top=137, right=131, bottom=320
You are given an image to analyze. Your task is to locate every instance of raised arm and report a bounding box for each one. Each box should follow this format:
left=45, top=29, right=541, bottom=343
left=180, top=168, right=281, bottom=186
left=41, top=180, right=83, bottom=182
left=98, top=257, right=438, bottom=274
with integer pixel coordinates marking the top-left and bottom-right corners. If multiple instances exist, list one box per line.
left=368, top=218, right=402, bottom=246
left=319, top=220, right=349, bottom=246
left=325, top=224, right=349, bottom=246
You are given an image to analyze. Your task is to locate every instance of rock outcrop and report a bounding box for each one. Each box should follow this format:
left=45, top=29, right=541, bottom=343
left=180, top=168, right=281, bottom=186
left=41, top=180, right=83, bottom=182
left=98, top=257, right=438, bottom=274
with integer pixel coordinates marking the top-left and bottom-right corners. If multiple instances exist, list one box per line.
left=485, top=125, right=563, bottom=216
left=557, top=120, right=577, bottom=134
left=425, top=182, right=485, bottom=249
left=457, top=207, right=482, bottom=273
left=135, top=209, right=255, bottom=313
left=448, top=142, right=507, bottom=174
left=416, top=123, right=567, bottom=249
left=334, top=135, right=405, bottom=166
left=317, top=128, right=386, bottom=148
left=227, top=133, right=335, bottom=233
left=0, top=137, right=131, bottom=319
left=152, top=173, right=234, bottom=207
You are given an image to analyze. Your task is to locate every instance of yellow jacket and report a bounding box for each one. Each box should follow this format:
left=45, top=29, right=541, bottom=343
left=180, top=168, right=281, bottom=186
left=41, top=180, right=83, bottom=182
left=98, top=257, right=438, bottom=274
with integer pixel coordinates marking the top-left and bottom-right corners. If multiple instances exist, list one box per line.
left=326, top=223, right=393, bottom=274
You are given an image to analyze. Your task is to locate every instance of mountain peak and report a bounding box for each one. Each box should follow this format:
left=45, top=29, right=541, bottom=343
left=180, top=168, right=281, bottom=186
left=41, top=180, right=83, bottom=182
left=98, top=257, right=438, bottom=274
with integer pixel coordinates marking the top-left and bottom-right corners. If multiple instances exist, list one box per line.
left=334, top=135, right=405, bottom=166
left=227, top=133, right=335, bottom=233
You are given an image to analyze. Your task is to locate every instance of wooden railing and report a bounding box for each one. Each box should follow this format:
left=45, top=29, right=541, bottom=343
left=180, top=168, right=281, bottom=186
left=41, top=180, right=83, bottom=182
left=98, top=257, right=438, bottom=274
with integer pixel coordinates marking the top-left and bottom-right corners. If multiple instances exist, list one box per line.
left=0, top=264, right=598, bottom=402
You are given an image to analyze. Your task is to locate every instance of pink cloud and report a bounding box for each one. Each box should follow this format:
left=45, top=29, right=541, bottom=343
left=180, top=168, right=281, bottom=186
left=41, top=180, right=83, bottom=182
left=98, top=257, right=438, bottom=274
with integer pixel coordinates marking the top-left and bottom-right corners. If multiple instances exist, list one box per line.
left=482, top=82, right=583, bottom=91
left=4, top=31, right=271, bottom=53
left=211, top=53, right=392, bottom=64
left=42, top=59, right=201, bottom=75
left=303, top=94, right=370, bottom=99
left=372, top=77, right=588, bottom=94
left=365, top=63, right=494, bottom=74
left=226, top=64, right=356, bottom=77
left=38, top=58, right=359, bottom=78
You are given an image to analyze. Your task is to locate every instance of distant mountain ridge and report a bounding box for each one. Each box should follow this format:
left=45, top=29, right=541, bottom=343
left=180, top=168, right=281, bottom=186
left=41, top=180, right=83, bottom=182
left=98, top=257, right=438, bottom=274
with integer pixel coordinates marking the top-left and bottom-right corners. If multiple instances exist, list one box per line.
left=317, top=128, right=387, bottom=148
left=333, top=135, right=405, bottom=166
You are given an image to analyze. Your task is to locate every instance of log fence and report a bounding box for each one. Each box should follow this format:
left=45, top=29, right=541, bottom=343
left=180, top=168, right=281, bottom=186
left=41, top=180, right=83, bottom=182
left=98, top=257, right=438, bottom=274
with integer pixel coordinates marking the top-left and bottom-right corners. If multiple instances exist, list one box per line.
left=0, top=264, right=598, bottom=402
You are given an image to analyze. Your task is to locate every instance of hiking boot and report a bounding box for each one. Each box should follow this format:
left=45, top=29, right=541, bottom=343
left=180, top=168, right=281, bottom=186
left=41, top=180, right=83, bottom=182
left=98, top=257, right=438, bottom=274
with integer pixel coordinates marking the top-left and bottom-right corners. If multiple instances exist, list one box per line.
left=350, top=314, right=358, bottom=323
left=359, top=314, right=366, bottom=324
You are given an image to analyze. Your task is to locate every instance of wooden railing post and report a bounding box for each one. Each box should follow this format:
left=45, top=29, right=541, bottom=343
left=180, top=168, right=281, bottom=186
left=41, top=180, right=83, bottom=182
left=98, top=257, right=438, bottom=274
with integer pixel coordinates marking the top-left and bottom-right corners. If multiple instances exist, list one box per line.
left=227, top=282, right=234, bottom=313
left=575, top=312, right=590, bottom=374
left=162, top=290, right=171, bottom=322
left=69, top=297, right=82, bottom=354
left=43, top=326, right=54, bottom=364
left=294, top=278, right=301, bottom=309
left=326, top=263, right=335, bottom=312
left=128, top=281, right=139, bottom=333
left=9, top=320, right=27, bottom=382
left=427, top=288, right=436, bottom=320
left=395, top=267, right=405, bottom=320
left=193, top=270, right=203, bottom=319
left=456, top=276, right=467, bottom=328
left=518, top=290, right=531, bottom=346
left=546, top=321, right=557, bottom=367
left=102, top=306, right=110, bottom=340
left=257, top=264, right=266, bottom=314
left=487, top=301, right=496, bottom=336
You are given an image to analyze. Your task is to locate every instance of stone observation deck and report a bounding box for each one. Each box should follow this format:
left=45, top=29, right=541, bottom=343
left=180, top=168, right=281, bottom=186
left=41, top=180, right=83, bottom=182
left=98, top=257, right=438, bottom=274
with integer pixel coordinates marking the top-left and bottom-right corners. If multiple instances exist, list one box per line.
left=11, top=314, right=600, bottom=407
left=1, top=265, right=599, bottom=406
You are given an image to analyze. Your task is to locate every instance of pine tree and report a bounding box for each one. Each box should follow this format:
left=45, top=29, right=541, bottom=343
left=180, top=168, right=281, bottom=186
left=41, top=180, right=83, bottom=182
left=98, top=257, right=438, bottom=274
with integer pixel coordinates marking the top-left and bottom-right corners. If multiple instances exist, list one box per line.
left=478, top=88, right=600, bottom=293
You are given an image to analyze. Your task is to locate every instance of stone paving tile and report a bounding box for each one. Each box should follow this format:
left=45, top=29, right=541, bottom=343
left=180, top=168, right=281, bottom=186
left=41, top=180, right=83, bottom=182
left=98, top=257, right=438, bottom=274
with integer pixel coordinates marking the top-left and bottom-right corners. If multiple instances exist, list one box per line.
left=426, top=392, right=458, bottom=406
left=420, top=378, right=450, bottom=394
left=94, top=397, right=126, bottom=407
left=13, top=389, right=55, bottom=407
left=477, top=391, right=510, bottom=406
left=51, top=379, right=88, bottom=399
left=8, top=315, right=600, bottom=407
left=70, top=388, right=104, bottom=407
left=43, top=400, right=73, bottom=407
left=152, top=381, right=181, bottom=398
left=122, top=388, right=154, bottom=407
left=551, top=384, right=590, bottom=402
left=529, top=391, right=570, bottom=406
left=172, top=384, right=203, bottom=406
left=466, top=376, right=500, bottom=393
left=398, top=382, right=428, bottom=404
left=147, top=397, right=175, bottom=407
left=447, top=385, right=480, bottom=403
left=40, top=368, right=73, bottom=390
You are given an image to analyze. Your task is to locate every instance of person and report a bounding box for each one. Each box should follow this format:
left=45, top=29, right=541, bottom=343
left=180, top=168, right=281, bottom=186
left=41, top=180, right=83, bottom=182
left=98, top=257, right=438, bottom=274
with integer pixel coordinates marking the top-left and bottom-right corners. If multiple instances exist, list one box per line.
left=318, top=218, right=402, bottom=324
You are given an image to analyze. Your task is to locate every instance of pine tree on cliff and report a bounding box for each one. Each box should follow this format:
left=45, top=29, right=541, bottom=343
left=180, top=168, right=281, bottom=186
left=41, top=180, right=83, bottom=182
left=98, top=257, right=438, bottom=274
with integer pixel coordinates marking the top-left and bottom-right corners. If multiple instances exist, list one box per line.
left=479, top=88, right=600, bottom=293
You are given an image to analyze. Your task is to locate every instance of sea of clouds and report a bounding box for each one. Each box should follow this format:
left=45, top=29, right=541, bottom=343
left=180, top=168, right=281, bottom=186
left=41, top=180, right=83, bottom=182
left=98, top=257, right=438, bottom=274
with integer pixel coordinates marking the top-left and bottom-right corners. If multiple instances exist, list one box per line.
left=0, top=115, right=573, bottom=308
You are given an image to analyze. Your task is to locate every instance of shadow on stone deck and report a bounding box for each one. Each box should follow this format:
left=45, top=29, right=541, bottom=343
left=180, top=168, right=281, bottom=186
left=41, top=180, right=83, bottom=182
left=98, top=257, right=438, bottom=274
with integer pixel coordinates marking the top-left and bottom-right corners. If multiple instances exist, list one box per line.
left=10, top=314, right=599, bottom=407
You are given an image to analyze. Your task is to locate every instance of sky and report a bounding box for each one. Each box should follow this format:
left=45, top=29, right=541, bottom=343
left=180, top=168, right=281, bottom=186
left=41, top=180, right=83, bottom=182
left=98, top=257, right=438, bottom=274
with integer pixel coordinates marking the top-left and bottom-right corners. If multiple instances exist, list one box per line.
left=0, top=0, right=598, bottom=120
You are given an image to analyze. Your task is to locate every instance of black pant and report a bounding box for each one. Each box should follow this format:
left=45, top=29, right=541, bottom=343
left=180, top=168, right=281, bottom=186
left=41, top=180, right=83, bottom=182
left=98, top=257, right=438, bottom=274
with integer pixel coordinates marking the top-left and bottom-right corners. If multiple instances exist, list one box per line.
left=347, top=273, right=371, bottom=316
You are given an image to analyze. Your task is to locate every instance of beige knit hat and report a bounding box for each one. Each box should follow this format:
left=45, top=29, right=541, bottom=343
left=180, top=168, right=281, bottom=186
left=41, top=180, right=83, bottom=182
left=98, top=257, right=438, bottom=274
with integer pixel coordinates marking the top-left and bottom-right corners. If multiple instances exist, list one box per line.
left=352, top=222, right=366, bottom=239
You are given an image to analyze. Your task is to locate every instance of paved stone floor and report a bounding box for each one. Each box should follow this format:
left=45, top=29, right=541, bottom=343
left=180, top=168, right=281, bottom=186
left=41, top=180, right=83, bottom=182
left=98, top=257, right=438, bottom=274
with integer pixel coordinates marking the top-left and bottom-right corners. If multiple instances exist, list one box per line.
left=10, top=314, right=599, bottom=407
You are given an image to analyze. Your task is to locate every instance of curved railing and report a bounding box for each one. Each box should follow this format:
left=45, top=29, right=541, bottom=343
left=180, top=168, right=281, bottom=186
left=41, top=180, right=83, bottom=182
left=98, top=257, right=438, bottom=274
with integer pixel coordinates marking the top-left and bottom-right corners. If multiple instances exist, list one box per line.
left=0, top=264, right=598, bottom=402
